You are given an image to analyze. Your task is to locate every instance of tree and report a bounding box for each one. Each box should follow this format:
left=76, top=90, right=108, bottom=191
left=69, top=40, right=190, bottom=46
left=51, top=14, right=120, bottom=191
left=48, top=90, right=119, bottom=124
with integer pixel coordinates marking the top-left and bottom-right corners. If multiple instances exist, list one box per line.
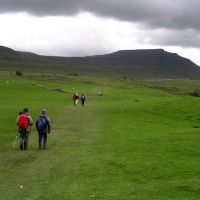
left=16, top=71, right=23, bottom=76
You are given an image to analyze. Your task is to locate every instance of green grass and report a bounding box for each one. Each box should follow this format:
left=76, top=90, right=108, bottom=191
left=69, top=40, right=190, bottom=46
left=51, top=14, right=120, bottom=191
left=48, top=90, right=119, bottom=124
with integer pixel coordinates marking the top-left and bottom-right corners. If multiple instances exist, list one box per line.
left=1, top=74, right=200, bottom=199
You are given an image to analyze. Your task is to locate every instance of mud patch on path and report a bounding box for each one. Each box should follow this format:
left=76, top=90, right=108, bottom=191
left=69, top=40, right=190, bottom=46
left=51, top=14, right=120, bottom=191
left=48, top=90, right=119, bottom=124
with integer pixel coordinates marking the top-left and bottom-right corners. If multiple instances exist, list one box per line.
left=52, top=88, right=66, bottom=93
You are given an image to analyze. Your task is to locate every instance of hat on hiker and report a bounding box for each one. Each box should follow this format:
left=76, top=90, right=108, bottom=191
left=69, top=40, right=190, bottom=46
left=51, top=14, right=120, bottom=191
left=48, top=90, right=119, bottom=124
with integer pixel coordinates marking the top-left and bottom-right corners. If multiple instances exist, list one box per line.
left=41, top=109, right=47, bottom=115
left=23, top=108, right=28, bottom=114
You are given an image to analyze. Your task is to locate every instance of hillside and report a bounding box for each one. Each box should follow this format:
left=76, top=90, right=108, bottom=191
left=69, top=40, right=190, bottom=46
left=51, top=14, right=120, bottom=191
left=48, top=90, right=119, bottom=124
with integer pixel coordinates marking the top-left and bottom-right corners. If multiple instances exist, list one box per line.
left=1, top=75, right=200, bottom=199
left=0, top=46, right=200, bottom=79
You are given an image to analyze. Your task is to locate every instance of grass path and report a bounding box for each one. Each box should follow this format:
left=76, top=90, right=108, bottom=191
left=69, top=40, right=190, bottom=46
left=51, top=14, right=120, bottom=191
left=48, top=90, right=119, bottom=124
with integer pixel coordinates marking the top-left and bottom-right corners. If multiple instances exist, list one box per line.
left=1, top=76, right=200, bottom=199
left=0, top=85, right=101, bottom=200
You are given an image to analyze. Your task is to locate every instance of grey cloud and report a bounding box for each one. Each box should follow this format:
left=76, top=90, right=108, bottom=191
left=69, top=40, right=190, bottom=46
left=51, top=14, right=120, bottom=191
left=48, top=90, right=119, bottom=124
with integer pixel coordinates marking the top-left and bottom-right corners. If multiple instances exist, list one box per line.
left=145, top=29, right=200, bottom=48
left=0, top=0, right=80, bottom=16
left=1, top=0, right=200, bottom=50
left=0, top=0, right=200, bottom=30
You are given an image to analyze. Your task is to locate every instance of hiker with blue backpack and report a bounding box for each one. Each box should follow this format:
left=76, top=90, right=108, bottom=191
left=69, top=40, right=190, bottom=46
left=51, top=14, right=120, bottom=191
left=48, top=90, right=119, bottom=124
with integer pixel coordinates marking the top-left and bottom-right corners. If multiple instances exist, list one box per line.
left=36, top=109, right=51, bottom=150
left=16, top=108, right=33, bottom=150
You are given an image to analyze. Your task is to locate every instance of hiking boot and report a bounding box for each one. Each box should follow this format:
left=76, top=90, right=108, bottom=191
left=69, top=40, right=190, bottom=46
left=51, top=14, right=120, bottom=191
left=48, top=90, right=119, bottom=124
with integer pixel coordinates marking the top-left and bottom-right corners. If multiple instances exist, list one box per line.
left=43, top=141, right=47, bottom=150
left=20, top=144, right=23, bottom=150
left=24, top=144, right=27, bottom=150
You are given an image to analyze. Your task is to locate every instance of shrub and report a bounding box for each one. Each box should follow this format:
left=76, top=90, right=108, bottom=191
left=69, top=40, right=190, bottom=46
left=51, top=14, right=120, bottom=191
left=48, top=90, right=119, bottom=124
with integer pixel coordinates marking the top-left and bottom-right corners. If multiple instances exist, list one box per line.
left=16, top=71, right=23, bottom=76
left=71, top=72, right=79, bottom=76
left=190, top=88, right=200, bottom=97
left=123, top=75, right=126, bottom=80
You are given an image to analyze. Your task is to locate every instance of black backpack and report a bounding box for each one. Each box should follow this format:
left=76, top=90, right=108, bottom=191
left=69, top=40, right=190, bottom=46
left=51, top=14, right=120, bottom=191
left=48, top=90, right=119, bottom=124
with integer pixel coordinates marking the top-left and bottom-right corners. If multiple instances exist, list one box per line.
left=81, top=96, right=85, bottom=101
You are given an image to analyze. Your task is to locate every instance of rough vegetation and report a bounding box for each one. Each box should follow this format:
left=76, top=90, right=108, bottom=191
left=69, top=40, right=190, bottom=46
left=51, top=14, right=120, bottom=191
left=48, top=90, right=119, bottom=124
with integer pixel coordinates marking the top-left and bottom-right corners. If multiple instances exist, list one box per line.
left=1, top=46, right=200, bottom=79
left=1, top=74, right=200, bottom=199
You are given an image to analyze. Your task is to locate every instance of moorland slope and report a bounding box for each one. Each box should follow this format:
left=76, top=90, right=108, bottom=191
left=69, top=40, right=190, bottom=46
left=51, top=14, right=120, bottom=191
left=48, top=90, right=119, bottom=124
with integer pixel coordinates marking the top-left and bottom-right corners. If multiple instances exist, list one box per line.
left=0, top=46, right=200, bottom=79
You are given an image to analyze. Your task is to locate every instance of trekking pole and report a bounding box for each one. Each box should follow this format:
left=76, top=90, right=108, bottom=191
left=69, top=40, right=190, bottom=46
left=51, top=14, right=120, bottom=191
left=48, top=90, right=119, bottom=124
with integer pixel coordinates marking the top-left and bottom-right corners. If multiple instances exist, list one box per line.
left=10, top=131, right=19, bottom=151
left=29, top=126, right=32, bottom=149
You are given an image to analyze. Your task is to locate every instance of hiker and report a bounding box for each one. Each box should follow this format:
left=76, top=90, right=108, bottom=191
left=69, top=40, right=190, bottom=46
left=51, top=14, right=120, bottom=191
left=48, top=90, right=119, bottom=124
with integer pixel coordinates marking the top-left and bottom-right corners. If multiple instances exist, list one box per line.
left=73, top=93, right=76, bottom=106
left=74, top=93, right=80, bottom=106
left=80, top=93, right=86, bottom=106
left=16, top=108, right=33, bottom=150
left=36, top=109, right=51, bottom=150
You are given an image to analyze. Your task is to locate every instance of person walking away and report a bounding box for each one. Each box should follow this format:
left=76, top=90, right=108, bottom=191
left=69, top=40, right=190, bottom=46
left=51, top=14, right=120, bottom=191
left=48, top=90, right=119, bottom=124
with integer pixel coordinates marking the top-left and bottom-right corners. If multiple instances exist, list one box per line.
left=36, top=109, right=51, bottom=150
left=73, top=93, right=76, bottom=106
left=74, top=93, right=79, bottom=106
left=80, top=93, right=86, bottom=106
left=16, top=108, right=33, bottom=150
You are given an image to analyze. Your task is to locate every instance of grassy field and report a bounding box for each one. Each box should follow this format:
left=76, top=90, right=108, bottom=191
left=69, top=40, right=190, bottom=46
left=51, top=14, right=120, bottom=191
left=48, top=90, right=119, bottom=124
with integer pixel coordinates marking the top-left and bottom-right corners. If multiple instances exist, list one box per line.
left=1, top=74, right=200, bottom=200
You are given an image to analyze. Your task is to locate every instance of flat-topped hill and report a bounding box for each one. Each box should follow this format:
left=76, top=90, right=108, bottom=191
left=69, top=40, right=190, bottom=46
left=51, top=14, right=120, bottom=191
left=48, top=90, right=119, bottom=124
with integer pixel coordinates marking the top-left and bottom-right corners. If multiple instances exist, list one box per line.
left=0, top=46, right=200, bottom=79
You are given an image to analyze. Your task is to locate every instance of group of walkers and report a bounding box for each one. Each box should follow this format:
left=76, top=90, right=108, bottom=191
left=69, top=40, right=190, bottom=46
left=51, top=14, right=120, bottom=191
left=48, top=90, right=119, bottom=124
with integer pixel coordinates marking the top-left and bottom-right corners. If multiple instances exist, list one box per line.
left=16, top=108, right=51, bottom=150
left=15, top=93, right=86, bottom=151
left=73, top=93, right=86, bottom=106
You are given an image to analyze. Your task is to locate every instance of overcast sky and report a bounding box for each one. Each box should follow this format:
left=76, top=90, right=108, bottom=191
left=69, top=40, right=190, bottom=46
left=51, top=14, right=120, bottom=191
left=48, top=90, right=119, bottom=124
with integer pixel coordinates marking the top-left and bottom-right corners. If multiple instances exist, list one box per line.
left=0, top=0, right=200, bottom=65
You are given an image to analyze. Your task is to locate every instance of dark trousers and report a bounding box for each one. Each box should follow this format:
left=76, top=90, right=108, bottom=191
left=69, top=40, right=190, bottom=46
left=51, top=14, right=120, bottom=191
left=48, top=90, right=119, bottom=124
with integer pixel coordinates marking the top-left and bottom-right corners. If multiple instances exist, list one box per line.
left=19, top=131, right=29, bottom=150
left=38, top=132, right=47, bottom=149
left=81, top=100, right=85, bottom=106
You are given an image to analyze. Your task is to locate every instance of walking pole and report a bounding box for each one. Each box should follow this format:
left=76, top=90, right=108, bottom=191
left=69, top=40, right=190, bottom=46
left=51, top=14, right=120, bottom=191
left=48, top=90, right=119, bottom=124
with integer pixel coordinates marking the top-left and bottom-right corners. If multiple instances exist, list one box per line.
left=29, top=126, right=32, bottom=149
left=10, top=131, right=19, bottom=151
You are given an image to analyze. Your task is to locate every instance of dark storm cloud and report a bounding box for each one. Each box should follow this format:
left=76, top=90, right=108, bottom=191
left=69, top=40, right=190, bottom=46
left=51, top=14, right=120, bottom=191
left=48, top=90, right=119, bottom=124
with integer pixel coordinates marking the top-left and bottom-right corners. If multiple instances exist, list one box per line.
left=1, top=0, right=200, bottom=50
left=0, top=0, right=199, bottom=30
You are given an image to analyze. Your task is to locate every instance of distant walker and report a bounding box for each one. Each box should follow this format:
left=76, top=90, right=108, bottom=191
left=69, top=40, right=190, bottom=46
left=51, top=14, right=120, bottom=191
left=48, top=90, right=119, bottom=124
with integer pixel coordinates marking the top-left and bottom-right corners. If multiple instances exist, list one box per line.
left=81, top=93, right=86, bottom=106
left=73, top=93, right=80, bottom=106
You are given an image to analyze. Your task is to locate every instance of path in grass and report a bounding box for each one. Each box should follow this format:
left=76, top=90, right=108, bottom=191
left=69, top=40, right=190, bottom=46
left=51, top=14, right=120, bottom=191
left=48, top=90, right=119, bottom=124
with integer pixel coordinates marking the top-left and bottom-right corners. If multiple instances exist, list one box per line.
left=1, top=75, right=200, bottom=200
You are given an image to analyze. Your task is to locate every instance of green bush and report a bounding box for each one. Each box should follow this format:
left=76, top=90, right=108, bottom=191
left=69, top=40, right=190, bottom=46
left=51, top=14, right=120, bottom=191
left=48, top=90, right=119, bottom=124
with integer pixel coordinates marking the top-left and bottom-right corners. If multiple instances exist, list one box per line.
left=71, top=72, right=79, bottom=76
left=16, top=70, right=23, bottom=76
left=190, top=88, right=200, bottom=97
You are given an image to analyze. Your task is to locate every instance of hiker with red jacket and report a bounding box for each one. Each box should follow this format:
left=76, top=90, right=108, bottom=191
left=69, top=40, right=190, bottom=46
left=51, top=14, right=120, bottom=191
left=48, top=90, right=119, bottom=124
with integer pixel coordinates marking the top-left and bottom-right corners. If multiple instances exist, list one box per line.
left=73, top=93, right=76, bottom=106
left=36, top=109, right=51, bottom=150
left=16, top=108, right=33, bottom=150
left=73, top=93, right=80, bottom=106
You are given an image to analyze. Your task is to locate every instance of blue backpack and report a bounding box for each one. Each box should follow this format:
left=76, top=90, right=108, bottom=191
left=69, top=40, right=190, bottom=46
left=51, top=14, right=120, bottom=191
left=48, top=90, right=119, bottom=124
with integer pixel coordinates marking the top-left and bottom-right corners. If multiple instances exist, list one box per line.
left=36, top=117, right=47, bottom=132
